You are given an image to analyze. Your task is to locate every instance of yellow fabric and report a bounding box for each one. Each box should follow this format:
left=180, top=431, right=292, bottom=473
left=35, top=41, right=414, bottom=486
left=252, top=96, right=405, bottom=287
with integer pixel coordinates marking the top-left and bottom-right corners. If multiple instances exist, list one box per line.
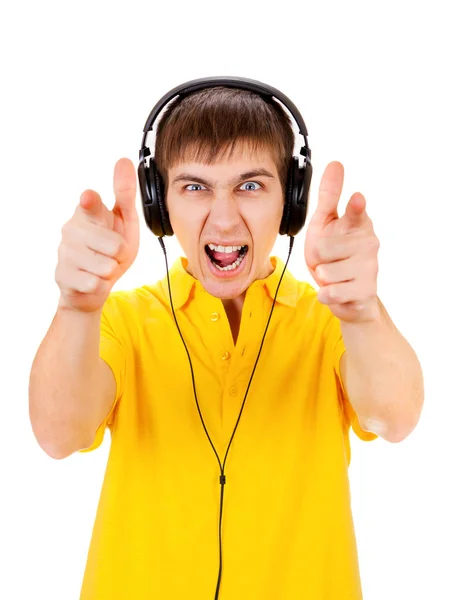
left=79, top=256, right=377, bottom=600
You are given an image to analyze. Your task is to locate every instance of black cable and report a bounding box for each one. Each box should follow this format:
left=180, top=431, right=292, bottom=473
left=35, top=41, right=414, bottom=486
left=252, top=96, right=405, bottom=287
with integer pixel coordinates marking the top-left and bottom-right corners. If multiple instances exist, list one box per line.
left=158, top=236, right=295, bottom=599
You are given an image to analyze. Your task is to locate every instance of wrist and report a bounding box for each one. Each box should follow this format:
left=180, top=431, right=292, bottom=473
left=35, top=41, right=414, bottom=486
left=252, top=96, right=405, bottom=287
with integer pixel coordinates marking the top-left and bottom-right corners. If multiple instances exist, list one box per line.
left=56, top=300, right=103, bottom=321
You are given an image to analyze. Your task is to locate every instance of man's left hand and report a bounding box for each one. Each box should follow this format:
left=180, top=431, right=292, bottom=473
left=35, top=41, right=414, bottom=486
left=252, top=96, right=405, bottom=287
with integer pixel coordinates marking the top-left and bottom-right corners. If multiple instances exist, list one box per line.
left=304, top=161, right=381, bottom=324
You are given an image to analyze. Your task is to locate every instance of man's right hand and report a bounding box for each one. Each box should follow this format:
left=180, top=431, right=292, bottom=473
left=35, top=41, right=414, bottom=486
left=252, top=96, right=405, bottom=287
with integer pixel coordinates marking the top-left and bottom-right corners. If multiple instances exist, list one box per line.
left=55, top=158, right=140, bottom=313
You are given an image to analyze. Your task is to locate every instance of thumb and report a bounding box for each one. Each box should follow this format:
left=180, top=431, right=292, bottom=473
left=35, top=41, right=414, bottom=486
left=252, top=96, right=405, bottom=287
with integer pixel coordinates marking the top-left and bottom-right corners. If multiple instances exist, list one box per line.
left=113, top=158, right=138, bottom=222
left=310, top=161, right=344, bottom=229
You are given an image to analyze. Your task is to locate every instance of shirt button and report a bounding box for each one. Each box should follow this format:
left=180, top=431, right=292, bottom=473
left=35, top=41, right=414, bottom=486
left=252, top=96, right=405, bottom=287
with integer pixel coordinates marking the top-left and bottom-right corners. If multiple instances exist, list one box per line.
left=229, top=386, right=238, bottom=396
left=211, top=312, right=220, bottom=322
left=221, top=351, right=230, bottom=361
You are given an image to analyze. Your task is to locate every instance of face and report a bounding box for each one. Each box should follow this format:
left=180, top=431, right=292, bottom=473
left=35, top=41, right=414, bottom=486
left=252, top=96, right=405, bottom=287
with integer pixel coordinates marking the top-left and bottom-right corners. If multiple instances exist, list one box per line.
left=166, top=145, right=284, bottom=300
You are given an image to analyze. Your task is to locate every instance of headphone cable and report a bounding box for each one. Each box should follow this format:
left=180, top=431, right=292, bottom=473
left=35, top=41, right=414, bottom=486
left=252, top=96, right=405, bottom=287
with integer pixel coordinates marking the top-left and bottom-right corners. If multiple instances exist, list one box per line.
left=158, top=236, right=294, bottom=599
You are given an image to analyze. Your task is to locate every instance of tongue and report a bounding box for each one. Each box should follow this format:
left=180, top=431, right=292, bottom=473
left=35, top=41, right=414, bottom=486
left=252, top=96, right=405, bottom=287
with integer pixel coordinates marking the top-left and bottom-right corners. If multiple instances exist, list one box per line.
left=211, top=249, right=240, bottom=268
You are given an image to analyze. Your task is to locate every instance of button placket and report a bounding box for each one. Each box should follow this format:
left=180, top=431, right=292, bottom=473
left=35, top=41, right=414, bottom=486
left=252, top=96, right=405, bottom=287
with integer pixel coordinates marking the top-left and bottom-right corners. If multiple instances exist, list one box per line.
left=205, top=301, right=234, bottom=387
left=226, top=288, right=272, bottom=433
left=230, top=285, right=263, bottom=381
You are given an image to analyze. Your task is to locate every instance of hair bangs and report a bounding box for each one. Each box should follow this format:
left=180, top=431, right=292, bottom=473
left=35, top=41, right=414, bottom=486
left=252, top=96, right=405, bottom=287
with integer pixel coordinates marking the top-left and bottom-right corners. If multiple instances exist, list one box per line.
left=154, top=86, right=294, bottom=191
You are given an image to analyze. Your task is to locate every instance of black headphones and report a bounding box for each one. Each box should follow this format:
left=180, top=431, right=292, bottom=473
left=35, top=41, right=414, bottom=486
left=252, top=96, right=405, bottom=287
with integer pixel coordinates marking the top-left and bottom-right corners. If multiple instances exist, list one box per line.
left=138, top=76, right=313, bottom=238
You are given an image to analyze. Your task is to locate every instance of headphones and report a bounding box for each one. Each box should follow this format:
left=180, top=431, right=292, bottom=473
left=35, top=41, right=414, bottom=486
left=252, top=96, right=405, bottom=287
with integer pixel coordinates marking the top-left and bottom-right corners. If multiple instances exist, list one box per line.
left=138, top=76, right=313, bottom=238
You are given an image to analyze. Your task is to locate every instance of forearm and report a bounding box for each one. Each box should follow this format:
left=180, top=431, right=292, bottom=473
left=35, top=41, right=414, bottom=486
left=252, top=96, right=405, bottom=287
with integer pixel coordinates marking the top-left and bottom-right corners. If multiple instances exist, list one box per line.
left=341, top=297, right=424, bottom=442
left=29, top=306, right=104, bottom=457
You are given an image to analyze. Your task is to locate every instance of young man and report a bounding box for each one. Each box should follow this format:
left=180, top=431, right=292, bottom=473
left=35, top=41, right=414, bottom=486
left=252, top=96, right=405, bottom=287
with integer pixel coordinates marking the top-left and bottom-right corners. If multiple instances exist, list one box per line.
left=29, top=82, right=424, bottom=599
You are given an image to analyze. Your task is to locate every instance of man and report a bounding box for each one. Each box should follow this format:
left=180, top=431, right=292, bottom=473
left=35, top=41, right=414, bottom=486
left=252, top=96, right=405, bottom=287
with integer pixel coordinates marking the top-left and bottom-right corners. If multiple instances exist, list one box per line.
left=29, top=81, right=424, bottom=599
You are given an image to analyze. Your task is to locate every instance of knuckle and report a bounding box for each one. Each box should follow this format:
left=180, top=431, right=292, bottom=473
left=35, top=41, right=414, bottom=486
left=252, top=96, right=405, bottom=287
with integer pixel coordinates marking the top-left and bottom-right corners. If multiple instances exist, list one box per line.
left=61, top=221, right=72, bottom=239
left=330, top=289, right=341, bottom=303
left=79, top=273, right=99, bottom=293
left=99, top=234, right=120, bottom=256
left=111, top=240, right=122, bottom=256
left=316, top=265, right=327, bottom=282
left=55, top=265, right=72, bottom=291
left=54, top=265, right=63, bottom=286
left=64, top=215, right=81, bottom=231
left=62, top=221, right=82, bottom=247
left=110, top=234, right=125, bottom=257
left=99, top=257, right=118, bottom=276
left=366, top=235, right=380, bottom=253
left=60, top=222, right=67, bottom=236
left=57, top=242, right=71, bottom=264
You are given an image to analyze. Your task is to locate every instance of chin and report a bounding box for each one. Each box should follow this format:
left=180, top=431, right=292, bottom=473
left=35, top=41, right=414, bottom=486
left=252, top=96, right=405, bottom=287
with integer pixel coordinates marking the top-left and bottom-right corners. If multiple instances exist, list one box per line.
left=204, top=280, right=250, bottom=300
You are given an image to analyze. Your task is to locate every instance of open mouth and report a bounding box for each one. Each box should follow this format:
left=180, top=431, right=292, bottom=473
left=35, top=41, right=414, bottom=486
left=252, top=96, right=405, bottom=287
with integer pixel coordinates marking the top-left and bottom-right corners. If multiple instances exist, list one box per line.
left=204, top=243, right=249, bottom=272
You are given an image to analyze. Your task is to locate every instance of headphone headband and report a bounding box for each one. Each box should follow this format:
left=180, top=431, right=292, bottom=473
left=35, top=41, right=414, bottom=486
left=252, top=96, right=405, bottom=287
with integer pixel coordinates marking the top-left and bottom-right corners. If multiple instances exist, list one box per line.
left=139, top=76, right=310, bottom=163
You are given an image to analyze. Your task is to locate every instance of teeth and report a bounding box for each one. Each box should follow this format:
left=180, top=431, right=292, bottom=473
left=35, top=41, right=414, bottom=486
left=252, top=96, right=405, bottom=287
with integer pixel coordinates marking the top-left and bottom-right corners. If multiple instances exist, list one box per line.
left=208, top=243, right=244, bottom=253
left=209, top=249, right=247, bottom=272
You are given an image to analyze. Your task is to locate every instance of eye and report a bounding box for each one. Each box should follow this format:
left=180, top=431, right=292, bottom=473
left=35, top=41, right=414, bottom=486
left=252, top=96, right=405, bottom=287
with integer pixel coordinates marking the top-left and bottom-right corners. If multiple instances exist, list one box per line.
left=184, top=183, right=207, bottom=191
left=239, top=181, right=261, bottom=191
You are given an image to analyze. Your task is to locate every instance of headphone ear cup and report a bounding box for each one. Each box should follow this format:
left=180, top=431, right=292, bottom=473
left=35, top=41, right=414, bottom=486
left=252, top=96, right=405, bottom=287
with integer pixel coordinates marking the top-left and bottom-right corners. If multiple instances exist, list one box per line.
left=143, top=159, right=173, bottom=237
left=137, top=159, right=173, bottom=237
left=298, top=157, right=312, bottom=230
left=151, top=159, right=173, bottom=236
left=138, top=159, right=158, bottom=236
left=279, top=157, right=297, bottom=235
left=279, top=156, right=312, bottom=237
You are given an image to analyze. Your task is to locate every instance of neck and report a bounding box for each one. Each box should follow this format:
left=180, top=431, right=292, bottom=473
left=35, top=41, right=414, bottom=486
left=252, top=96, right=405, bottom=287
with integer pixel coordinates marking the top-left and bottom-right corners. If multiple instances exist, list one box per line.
left=222, top=294, right=246, bottom=316
left=222, top=294, right=245, bottom=345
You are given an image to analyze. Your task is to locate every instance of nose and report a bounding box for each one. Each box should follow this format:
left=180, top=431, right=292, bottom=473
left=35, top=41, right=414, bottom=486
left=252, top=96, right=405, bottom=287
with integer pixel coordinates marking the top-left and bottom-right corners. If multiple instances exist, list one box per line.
left=207, top=190, right=242, bottom=232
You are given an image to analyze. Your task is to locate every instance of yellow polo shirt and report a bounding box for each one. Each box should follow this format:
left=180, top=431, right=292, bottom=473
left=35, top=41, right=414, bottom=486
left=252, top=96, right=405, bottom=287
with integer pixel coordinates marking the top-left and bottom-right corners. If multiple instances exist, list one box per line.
left=79, top=255, right=377, bottom=600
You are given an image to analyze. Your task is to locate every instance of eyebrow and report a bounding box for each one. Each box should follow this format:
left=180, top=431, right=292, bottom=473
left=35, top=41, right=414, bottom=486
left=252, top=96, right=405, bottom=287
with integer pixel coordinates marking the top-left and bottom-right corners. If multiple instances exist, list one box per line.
left=171, top=168, right=276, bottom=187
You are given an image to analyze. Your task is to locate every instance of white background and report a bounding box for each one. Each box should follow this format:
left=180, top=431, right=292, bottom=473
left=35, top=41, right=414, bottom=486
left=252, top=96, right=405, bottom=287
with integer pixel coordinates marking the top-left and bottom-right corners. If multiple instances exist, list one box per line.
left=1, top=1, right=455, bottom=598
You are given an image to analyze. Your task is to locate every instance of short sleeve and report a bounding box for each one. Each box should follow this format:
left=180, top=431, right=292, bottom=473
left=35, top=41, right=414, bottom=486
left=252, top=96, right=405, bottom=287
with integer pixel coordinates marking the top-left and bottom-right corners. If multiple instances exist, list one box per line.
left=79, top=293, right=127, bottom=453
left=333, top=331, right=378, bottom=442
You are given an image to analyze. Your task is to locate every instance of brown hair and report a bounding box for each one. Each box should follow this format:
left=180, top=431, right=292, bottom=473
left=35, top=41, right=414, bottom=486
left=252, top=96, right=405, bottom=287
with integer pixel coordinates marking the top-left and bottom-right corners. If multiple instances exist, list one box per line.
left=154, top=86, right=295, bottom=194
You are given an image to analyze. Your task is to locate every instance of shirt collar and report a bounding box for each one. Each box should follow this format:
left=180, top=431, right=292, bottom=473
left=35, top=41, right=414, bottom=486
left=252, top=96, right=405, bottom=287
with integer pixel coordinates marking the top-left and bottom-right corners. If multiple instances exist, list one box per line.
left=159, top=255, right=299, bottom=310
